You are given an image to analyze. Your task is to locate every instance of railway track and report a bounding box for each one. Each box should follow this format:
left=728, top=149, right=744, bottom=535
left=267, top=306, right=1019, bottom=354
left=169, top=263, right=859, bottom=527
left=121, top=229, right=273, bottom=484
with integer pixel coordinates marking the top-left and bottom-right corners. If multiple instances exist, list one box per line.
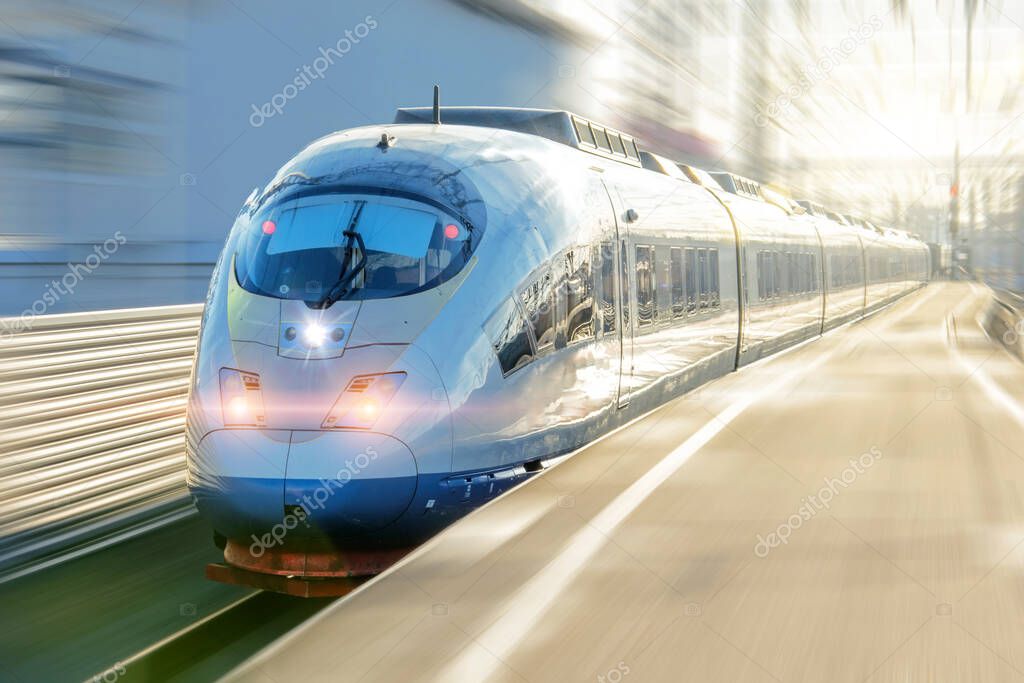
left=106, top=590, right=349, bottom=683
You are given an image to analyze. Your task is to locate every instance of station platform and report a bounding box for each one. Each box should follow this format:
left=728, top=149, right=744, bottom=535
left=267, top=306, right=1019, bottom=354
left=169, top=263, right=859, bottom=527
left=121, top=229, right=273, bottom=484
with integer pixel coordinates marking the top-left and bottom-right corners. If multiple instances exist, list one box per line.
left=229, top=282, right=1024, bottom=682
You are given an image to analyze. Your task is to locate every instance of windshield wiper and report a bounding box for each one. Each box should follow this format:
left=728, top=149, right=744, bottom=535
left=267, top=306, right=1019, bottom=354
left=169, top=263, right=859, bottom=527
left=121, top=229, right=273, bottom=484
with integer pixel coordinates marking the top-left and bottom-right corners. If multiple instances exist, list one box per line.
left=317, top=203, right=368, bottom=308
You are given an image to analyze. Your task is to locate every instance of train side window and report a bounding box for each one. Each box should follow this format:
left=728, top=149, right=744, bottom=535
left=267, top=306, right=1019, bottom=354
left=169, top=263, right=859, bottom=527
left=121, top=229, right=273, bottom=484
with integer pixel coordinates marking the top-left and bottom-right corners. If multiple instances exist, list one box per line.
left=598, top=241, right=616, bottom=334
left=697, top=248, right=709, bottom=310
left=619, top=241, right=630, bottom=329
left=774, top=251, right=783, bottom=298
left=552, top=255, right=569, bottom=349
left=757, top=252, right=765, bottom=301
left=635, top=245, right=655, bottom=327
left=565, top=247, right=595, bottom=344
left=520, top=267, right=556, bottom=351
left=709, top=248, right=720, bottom=307
left=670, top=247, right=685, bottom=317
left=685, top=248, right=697, bottom=313
left=656, top=246, right=672, bottom=323
left=785, top=252, right=795, bottom=295
left=483, top=297, right=534, bottom=377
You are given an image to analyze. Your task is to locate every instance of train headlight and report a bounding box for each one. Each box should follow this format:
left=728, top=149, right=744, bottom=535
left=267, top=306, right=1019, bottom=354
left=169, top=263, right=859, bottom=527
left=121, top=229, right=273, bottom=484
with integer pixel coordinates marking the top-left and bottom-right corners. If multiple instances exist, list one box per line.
left=322, top=372, right=406, bottom=429
left=301, top=322, right=328, bottom=347
left=219, top=368, right=266, bottom=427
left=279, top=321, right=349, bottom=357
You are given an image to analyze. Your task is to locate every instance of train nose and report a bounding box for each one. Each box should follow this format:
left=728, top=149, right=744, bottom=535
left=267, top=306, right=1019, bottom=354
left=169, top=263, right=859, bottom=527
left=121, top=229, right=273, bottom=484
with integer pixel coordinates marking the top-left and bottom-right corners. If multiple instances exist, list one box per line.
left=282, top=430, right=418, bottom=535
left=189, top=429, right=418, bottom=536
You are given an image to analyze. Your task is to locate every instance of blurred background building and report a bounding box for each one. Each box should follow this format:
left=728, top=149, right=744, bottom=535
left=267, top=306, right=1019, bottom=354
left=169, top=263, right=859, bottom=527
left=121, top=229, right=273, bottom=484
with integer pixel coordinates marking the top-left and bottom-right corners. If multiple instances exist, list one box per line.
left=0, top=0, right=1022, bottom=318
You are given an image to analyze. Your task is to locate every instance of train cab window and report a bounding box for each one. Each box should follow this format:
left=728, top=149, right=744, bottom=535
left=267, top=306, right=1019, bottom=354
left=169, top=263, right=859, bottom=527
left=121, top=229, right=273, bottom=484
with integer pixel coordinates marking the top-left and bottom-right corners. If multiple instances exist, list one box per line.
left=520, top=268, right=556, bottom=351
left=635, top=245, right=655, bottom=327
left=573, top=117, right=596, bottom=147
left=670, top=247, right=685, bottom=317
left=235, top=193, right=478, bottom=303
left=598, top=241, right=616, bottom=334
left=483, top=298, right=535, bottom=376
left=565, top=247, right=595, bottom=344
left=684, top=248, right=698, bottom=314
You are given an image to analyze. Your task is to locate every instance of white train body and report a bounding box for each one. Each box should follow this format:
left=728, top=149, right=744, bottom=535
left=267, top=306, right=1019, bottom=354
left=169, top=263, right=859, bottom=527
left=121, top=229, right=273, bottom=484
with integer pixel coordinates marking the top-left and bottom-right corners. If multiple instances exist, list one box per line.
left=185, top=107, right=929, bottom=580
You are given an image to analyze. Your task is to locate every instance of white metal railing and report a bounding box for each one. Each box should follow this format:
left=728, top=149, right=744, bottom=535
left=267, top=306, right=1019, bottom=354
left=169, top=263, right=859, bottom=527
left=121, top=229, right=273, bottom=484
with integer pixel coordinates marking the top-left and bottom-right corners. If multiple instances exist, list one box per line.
left=0, top=304, right=203, bottom=580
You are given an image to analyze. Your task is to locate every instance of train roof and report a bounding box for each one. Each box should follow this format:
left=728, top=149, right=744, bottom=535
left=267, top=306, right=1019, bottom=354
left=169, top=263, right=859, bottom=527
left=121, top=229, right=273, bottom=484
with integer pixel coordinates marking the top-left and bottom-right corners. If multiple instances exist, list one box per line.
left=677, top=164, right=719, bottom=189
left=708, top=171, right=764, bottom=201
left=387, top=104, right=924, bottom=246
left=639, top=151, right=691, bottom=181
left=393, top=106, right=643, bottom=168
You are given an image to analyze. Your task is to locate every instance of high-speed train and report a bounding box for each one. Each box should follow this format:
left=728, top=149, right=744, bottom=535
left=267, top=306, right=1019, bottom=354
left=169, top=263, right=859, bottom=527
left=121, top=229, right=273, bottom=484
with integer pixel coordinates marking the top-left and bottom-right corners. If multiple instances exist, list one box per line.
left=185, top=105, right=929, bottom=594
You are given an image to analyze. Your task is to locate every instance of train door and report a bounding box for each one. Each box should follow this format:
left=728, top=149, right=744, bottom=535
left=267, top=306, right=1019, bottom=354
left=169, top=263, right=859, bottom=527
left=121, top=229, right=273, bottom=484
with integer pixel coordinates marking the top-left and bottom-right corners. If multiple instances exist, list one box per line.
left=602, top=180, right=633, bottom=408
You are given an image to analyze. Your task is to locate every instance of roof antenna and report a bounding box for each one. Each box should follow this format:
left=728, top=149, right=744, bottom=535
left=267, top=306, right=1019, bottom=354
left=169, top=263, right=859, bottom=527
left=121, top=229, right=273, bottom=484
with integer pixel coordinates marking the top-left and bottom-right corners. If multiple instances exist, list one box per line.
left=432, top=84, right=441, bottom=125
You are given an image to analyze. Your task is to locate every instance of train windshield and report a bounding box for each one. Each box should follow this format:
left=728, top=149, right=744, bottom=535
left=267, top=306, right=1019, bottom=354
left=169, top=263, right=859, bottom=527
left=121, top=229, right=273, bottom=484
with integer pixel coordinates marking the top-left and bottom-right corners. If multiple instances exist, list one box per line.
left=234, top=193, right=474, bottom=302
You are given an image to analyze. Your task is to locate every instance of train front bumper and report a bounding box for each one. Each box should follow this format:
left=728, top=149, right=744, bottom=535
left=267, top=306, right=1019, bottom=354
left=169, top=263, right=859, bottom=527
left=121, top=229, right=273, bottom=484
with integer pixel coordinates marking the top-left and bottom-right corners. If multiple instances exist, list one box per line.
left=187, top=428, right=419, bottom=541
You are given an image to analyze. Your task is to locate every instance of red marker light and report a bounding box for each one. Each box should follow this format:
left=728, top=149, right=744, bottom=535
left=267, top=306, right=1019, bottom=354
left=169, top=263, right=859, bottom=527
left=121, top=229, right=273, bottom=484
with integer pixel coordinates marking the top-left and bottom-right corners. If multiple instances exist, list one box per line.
left=262, top=220, right=276, bottom=235
left=444, top=223, right=459, bottom=239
